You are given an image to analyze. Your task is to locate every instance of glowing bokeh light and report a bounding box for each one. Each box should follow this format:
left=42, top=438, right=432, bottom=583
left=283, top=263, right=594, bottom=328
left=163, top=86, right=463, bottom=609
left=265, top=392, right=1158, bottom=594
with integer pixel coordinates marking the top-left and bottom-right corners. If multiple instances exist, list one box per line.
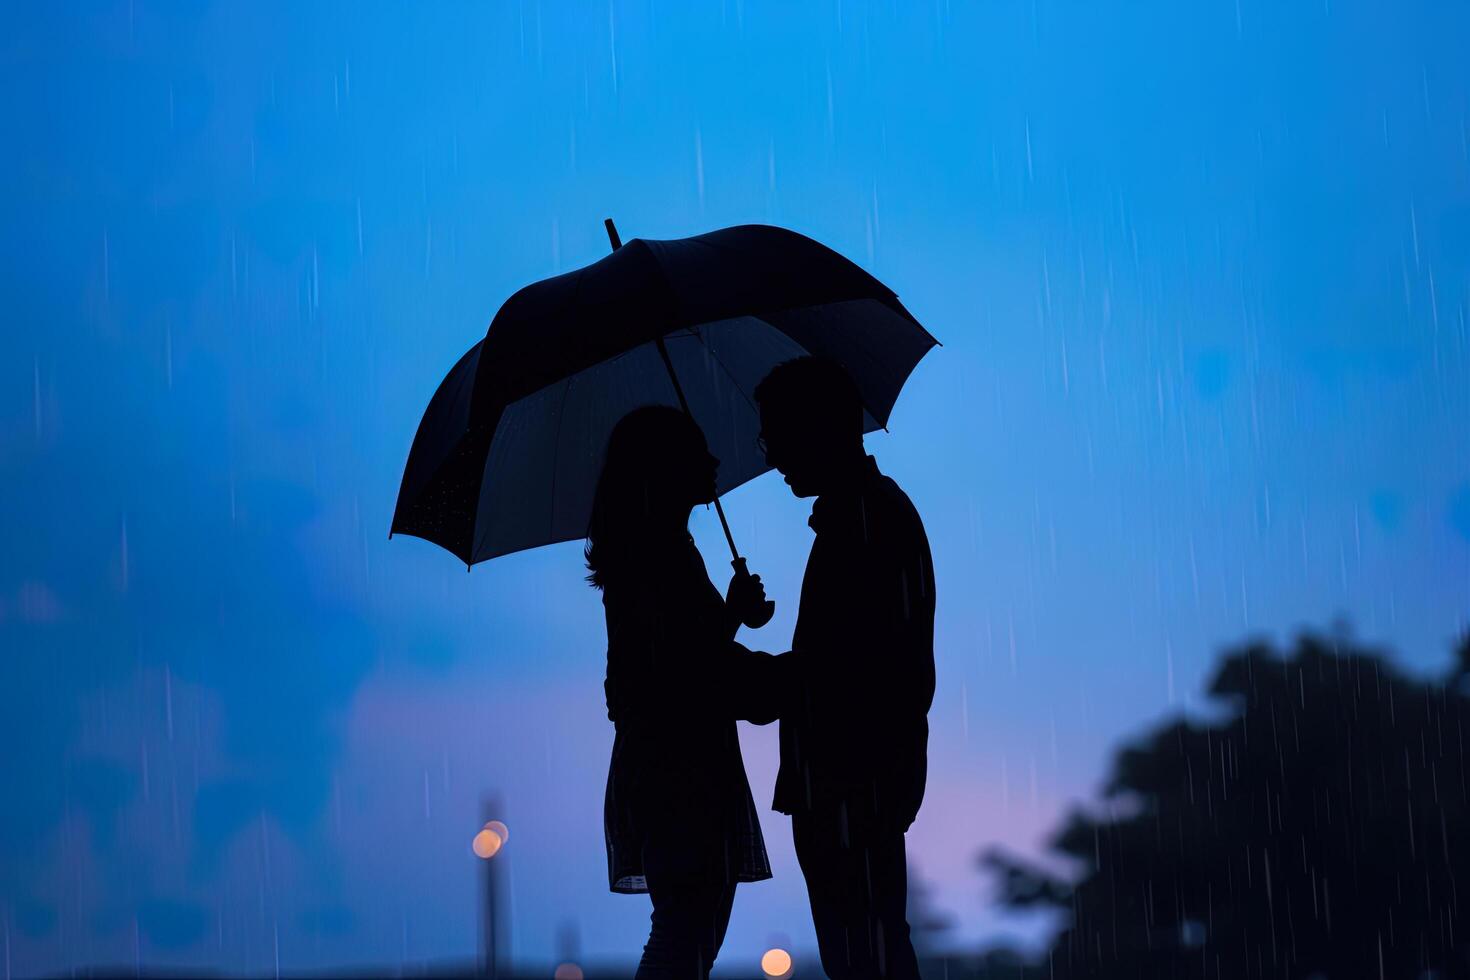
left=484, top=819, right=510, bottom=844
left=471, top=828, right=503, bottom=859
left=552, top=964, right=584, bottom=980
left=761, top=947, right=793, bottom=979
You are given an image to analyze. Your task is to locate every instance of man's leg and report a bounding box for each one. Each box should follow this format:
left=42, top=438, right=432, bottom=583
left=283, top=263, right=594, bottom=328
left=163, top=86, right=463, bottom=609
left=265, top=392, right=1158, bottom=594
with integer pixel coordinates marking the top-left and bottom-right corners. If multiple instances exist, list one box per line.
left=792, top=815, right=861, bottom=977
left=793, top=813, right=920, bottom=979
left=865, top=829, right=921, bottom=979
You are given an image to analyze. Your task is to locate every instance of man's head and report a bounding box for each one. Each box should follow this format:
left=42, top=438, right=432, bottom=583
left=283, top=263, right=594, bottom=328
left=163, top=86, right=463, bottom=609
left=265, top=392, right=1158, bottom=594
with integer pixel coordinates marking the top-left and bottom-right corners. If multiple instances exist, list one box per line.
left=754, top=356, right=866, bottom=498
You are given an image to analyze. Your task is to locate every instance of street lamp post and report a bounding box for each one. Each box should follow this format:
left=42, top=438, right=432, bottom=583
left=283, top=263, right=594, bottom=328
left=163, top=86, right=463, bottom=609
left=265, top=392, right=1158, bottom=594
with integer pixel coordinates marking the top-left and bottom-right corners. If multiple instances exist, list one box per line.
left=475, top=799, right=511, bottom=978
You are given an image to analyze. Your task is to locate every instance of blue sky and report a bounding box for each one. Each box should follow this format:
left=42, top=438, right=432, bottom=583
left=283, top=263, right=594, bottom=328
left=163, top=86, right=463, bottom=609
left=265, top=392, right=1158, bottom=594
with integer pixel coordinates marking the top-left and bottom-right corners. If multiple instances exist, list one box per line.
left=2, top=0, right=1469, bottom=973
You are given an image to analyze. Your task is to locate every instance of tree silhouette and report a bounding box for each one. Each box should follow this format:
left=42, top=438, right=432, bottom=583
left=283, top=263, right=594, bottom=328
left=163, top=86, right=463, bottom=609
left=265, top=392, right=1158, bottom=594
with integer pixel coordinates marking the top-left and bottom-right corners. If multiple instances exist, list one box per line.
left=984, top=630, right=1470, bottom=979
left=907, top=858, right=956, bottom=954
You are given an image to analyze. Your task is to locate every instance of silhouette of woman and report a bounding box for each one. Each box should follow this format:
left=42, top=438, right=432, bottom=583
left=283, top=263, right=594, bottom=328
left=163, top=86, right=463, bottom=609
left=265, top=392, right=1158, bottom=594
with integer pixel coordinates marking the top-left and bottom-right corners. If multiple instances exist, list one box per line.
left=587, top=405, right=775, bottom=979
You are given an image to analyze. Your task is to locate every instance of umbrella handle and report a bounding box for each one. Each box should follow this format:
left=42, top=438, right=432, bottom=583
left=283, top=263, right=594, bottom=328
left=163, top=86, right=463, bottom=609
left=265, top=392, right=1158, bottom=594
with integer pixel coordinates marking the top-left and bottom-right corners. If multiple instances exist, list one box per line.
left=731, top=557, right=777, bottom=628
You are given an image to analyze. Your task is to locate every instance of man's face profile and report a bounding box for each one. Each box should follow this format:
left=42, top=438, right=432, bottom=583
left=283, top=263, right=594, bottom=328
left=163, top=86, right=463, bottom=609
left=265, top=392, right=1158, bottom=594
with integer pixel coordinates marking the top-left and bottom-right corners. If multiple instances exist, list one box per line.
left=758, top=403, right=825, bottom=498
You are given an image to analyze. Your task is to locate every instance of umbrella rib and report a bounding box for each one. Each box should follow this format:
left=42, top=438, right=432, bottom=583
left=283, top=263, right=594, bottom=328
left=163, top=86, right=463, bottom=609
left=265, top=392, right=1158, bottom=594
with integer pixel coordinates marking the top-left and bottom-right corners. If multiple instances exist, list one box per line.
left=545, top=376, right=574, bottom=546
left=688, top=327, right=762, bottom=417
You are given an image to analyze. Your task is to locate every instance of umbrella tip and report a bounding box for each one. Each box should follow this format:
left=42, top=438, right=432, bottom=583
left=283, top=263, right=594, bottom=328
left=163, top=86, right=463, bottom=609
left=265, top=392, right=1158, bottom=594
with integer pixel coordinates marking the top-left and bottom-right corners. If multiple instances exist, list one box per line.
left=604, top=218, right=622, bottom=251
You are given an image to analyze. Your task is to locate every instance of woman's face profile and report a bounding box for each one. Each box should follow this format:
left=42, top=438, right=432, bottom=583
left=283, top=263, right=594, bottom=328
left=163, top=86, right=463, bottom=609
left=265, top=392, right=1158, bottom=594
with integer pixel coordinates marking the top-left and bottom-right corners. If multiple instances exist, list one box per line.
left=670, top=424, right=719, bottom=508
left=609, top=408, right=721, bottom=517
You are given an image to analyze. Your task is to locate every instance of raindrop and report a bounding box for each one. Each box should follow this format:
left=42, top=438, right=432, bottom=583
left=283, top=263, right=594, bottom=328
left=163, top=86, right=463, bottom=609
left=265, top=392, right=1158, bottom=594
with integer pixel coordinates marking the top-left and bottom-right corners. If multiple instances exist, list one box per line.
left=1410, top=202, right=1421, bottom=270
left=1428, top=264, right=1440, bottom=332
left=608, top=0, right=618, bottom=91
left=1024, top=117, right=1034, bottom=181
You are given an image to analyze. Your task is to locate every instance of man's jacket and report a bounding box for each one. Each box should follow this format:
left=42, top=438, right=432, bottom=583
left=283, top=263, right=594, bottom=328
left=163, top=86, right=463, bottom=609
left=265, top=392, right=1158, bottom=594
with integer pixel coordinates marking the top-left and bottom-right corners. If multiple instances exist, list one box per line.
left=772, top=455, right=936, bottom=835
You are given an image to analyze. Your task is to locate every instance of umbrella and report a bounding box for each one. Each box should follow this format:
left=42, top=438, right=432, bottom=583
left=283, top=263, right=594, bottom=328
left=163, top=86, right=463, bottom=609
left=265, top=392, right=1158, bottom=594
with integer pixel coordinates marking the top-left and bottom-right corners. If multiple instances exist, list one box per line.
left=390, top=220, right=938, bottom=569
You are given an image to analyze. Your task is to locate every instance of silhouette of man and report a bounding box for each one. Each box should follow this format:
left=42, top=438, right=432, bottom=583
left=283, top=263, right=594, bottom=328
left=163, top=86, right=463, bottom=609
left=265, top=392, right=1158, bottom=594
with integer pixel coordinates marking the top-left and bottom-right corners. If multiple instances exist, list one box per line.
left=754, top=356, right=935, bottom=979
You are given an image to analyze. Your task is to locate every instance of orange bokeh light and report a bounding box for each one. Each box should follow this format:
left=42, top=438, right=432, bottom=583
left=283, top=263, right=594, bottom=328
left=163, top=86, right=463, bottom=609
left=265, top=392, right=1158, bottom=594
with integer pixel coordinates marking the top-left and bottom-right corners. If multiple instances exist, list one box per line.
left=761, top=947, right=793, bottom=979
left=484, top=819, right=510, bottom=844
left=471, top=828, right=503, bottom=859
left=552, top=964, right=583, bottom=980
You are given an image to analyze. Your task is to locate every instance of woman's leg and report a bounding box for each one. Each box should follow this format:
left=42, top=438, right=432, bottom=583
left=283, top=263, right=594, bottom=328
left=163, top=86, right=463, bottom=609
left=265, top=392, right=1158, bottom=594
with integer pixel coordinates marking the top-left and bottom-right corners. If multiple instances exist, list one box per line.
left=709, top=877, right=736, bottom=959
left=635, top=875, right=736, bottom=980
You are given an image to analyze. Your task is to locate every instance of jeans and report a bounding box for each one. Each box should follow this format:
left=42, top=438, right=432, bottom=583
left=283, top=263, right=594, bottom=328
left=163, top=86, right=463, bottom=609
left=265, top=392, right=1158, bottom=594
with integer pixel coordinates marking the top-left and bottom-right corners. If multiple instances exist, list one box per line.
left=793, top=813, right=921, bottom=979
left=634, top=874, right=737, bottom=979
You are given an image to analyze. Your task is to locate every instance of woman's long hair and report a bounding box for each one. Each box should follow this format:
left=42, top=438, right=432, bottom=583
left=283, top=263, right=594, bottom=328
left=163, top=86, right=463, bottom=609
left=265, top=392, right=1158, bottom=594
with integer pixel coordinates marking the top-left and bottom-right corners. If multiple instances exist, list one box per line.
left=585, top=405, right=703, bottom=589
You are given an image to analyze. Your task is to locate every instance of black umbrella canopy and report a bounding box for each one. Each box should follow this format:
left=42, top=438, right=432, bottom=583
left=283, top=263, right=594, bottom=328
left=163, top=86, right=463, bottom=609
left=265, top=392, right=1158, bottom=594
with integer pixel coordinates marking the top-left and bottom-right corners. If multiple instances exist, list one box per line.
left=392, top=223, right=938, bottom=566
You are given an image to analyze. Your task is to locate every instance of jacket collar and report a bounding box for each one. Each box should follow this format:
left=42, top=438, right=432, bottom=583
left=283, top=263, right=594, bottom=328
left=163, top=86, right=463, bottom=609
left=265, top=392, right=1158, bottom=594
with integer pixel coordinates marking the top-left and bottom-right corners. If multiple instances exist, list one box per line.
left=808, top=455, right=882, bottom=535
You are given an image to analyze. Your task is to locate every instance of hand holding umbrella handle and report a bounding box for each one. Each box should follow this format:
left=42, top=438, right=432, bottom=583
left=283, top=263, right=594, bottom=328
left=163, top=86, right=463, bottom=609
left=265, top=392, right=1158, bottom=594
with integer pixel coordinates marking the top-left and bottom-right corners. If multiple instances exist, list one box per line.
left=731, top=558, right=777, bottom=628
